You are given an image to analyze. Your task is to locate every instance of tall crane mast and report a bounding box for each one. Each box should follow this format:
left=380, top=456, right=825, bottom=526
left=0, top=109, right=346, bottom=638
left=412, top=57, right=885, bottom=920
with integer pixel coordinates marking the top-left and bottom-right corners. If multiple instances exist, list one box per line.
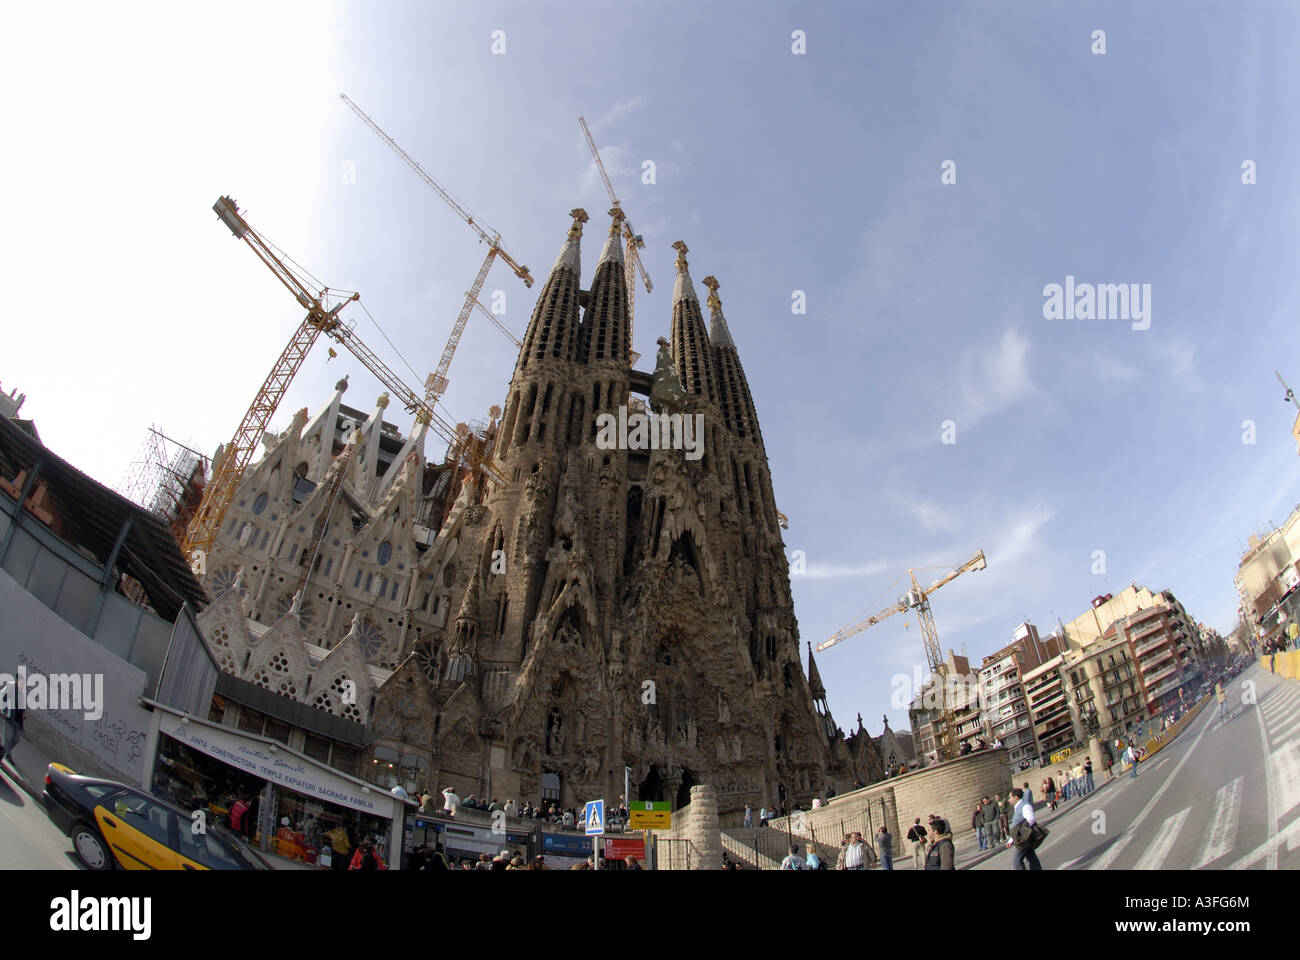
left=340, top=94, right=533, bottom=403
left=182, top=196, right=506, bottom=572
left=578, top=116, right=653, bottom=362
left=818, top=549, right=987, bottom=762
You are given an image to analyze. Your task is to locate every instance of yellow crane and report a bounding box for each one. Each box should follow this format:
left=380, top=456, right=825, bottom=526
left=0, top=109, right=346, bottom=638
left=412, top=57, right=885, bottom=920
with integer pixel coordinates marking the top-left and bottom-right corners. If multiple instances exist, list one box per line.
left=818, top=549, right=987, bottom=761
left=340, top=93, right=533, bottom=403
left=578, top=116, right=653, bottom=362
left=182, top=196, right=507, bottom=572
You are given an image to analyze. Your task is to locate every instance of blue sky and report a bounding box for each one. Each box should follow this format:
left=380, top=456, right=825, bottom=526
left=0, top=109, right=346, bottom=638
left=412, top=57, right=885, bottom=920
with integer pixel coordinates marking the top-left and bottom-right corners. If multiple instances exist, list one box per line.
left=4, top=1, right=1299, bottom=735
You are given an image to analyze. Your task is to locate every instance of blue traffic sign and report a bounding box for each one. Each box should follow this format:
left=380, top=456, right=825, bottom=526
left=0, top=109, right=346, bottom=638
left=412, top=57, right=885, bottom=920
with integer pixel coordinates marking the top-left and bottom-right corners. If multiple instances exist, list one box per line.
left=585, top=799, right=605, bottom=836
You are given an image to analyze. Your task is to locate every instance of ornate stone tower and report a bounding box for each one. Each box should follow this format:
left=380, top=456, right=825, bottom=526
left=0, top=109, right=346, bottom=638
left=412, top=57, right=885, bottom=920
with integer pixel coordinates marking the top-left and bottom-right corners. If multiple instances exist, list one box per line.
left=197, top=208, right=857, bottom=816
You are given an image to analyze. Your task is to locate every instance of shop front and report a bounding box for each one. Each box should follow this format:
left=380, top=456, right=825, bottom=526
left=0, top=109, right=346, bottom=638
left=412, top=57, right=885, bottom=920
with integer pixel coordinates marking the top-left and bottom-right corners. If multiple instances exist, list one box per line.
left=145, top=702, right=411, bottom=868
left=406, top=812, right=532, bottom=866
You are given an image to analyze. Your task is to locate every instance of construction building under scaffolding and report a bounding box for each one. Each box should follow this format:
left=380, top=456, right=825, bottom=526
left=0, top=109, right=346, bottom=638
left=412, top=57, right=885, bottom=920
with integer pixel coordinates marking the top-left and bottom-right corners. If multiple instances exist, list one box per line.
left=191, top=209, right=878, bottom=817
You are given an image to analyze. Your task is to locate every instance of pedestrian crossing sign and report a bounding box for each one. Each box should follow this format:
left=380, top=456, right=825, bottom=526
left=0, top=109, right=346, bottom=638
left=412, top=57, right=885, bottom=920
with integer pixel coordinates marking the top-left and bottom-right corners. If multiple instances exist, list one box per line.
left=585, top=799, right=605, bottom=836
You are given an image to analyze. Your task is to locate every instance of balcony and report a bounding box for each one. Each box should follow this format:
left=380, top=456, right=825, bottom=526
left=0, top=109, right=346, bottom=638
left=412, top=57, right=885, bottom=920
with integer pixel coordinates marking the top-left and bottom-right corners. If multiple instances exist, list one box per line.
left=1138, top=647, right=1175, bottom=671
left=1031, top=689, right=1066, bottom=712
left=1134, top=634, right=1171, bottom=657
left=1148, top=676, right=1184, bottom=702
left=1129, top=617, right=1166, bottom=641
left=1142, top=661, right=1179, bottom=688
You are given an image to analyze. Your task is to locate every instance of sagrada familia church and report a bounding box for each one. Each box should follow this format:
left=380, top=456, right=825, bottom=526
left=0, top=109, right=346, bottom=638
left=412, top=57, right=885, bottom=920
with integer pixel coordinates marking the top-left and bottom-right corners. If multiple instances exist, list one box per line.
left=194, top=207, right=892, bottom=816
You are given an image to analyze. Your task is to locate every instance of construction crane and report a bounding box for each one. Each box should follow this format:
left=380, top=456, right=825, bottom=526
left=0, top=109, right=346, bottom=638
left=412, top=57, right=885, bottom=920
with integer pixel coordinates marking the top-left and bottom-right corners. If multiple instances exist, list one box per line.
left=340, top=93, right=533, bottom=404
left=818, top=549, right=987, bottom=761
left=578, top=116, right=653, bottom=361
left=182, top=196, right=506, bottom=572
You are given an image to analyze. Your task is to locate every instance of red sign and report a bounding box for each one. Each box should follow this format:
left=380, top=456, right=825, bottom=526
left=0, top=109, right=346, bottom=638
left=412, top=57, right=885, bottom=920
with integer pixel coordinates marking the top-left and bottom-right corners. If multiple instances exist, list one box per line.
left=604, top=836, right=646, bottom=860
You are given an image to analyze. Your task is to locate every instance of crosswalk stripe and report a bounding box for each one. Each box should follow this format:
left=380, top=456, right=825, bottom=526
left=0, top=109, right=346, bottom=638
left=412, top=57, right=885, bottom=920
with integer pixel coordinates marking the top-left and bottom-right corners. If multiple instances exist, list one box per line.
left=1271, top=739, right=1300, bottom=819
left=1134, top=808, right=1191, bottom=870
left=1265, top=702, right=1300, bottom=724
left=1193, top=777, right=1242, bottom=869
left=1227, top=812, right=1300, bottom=870
left=1091, top=709, right=1217, bottom=870
left=1272, top=718, right=1300, bottom=746
left=1264, top=688, right=1300, bottom=708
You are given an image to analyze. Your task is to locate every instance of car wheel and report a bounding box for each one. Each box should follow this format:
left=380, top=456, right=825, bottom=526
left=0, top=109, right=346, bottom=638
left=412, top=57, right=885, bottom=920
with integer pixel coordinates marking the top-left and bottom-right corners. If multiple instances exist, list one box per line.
left=71, top=821, right=114, bottom=871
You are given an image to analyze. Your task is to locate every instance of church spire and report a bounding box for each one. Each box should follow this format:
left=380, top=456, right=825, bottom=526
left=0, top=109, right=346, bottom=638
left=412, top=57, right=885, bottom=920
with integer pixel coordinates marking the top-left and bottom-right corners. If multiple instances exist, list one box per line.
left=581, top=207, right=631, bottom=365
left=807, top=640, right=826, bottom=700
left=703, top=275, right=760, bottom=443
left=517, top=209, right=587, bottom=371
left=669, top=241, right=718, bottom=405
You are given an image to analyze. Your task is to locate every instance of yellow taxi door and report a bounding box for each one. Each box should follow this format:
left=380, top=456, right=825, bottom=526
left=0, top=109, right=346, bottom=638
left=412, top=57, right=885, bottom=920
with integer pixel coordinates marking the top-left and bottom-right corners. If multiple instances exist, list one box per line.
left=94, top=794, right=179, bottom=870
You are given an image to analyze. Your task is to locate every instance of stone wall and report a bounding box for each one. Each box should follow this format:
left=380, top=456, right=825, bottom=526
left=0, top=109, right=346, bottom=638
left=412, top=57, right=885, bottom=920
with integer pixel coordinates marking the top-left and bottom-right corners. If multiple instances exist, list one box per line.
left=656, top=784, right=723, bottom=869
left=769, top=749, right=1013, bottom=858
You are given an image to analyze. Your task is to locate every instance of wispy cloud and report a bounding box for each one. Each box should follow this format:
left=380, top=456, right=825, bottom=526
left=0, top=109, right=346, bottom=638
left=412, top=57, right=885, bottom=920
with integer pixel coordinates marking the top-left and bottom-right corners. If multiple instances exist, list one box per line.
left=591, top=96, right=644, bottom=131
left=1095, top=350, right=1139, bottom=382
left=1148, top=336, right=1203, bottom=392
left=890, top=491, right=961, bottom=534
left=989, top=503, right=1056, bottom=568
left=954, top=327, right=1035, bottom=429
left=802, top=559, right=889, bottom=580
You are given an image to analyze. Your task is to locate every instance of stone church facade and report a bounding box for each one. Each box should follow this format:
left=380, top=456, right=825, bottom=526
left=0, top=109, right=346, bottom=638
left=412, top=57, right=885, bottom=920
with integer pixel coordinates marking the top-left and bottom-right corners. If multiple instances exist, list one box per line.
left=195, top=208, right=882, bottom=815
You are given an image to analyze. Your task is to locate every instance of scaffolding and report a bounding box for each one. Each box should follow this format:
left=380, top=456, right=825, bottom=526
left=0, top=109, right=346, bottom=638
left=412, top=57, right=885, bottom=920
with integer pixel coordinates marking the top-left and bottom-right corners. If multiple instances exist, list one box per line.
left=121, top=426, right=210, bottom=547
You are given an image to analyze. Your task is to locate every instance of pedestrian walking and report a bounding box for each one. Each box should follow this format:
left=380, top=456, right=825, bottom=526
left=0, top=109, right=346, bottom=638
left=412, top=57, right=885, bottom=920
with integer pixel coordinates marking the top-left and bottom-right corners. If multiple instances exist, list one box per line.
left=877, top=825, right=893, bottom=870
left=1006, top=788, right=1043, bottom=870
left=743, top=804, right=753, bottom=828
left=972, top=803, right=987, bottom=851
left=1216, top=681, right=1228, bottom=720
left=906, top=818, right=928, bottom=869
left=1084, top=758, right=1095, bottom=793
left=1044, top=776, right=1057, bottom=811
left=780, top=844, right=805, bottom=870
left=1124, top=743, right=1138, bottom=778
left=996, top=794, right=1011, bottom=844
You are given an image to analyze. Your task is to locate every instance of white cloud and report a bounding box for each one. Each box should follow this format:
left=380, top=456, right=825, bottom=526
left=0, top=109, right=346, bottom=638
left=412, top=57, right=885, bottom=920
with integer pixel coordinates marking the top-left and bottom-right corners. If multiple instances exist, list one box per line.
left=989, top=503, right=1056, bottom=568
left=955, top=327, right=1034, bottom=428
left=1095, top=351, right=1139, bottom=382
left=591, top=96, right=645, bottom=131
left=802, top=560, right=889, bottom=580
left=890, top=491, right=960, bottom=534
left=1148, top=336, right=1203, bottom=392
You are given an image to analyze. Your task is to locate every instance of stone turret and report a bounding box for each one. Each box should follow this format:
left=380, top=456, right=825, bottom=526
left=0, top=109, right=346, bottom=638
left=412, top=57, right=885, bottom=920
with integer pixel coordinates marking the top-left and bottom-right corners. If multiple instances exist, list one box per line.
left=669, top=242, right=719, bottom=406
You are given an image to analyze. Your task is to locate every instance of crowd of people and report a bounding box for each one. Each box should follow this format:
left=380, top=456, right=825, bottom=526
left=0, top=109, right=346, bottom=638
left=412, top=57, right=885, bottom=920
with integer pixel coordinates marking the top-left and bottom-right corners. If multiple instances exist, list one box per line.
left=1040, top=756, right=1096, bottom=811
left=428, top=787, right=628, bottom=830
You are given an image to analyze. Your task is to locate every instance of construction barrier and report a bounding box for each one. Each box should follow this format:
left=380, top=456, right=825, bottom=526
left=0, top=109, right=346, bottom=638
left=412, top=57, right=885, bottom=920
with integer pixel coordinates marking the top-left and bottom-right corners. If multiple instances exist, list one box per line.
left=1260, top=650, right=1300, bottom=680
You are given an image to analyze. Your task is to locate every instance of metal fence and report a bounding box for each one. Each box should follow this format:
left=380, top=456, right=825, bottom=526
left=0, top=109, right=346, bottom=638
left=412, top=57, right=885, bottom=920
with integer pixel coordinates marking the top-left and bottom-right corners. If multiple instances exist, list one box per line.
left=654, top=837, right=697, bottom=870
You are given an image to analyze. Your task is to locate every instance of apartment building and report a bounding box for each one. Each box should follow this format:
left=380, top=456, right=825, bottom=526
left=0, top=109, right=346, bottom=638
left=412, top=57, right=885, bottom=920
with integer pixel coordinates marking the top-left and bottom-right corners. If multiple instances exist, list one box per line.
left=1235, top=506, right=1300, bottom=645
left=1023, top=654, right=1077, bottom=758
left=978, top=622, right=1062, bottom=767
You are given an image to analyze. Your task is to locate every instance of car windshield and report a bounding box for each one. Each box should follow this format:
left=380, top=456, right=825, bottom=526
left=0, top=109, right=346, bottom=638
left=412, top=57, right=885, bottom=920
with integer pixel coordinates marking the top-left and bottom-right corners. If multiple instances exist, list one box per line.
left=210, top=825, right=271, bottom=870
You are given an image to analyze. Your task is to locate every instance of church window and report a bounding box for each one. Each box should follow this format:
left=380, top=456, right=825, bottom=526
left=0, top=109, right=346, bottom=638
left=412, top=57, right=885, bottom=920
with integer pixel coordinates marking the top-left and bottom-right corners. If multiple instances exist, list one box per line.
left=354, top=570, right=362, bottom=589
left=364, top=573, right=373, bottom=593
left=252, top=492, right=269, bottom=516
left=377, top=541, right=392, bottom=566
left=391, top=580, right=400, bottom=601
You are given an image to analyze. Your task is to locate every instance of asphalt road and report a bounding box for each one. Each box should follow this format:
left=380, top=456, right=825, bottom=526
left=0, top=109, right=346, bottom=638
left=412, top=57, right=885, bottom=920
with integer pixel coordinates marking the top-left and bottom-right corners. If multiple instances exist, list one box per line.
left=0, top=748, right=80, bottom=870
left=972, top=661, right=1300, bottom=870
